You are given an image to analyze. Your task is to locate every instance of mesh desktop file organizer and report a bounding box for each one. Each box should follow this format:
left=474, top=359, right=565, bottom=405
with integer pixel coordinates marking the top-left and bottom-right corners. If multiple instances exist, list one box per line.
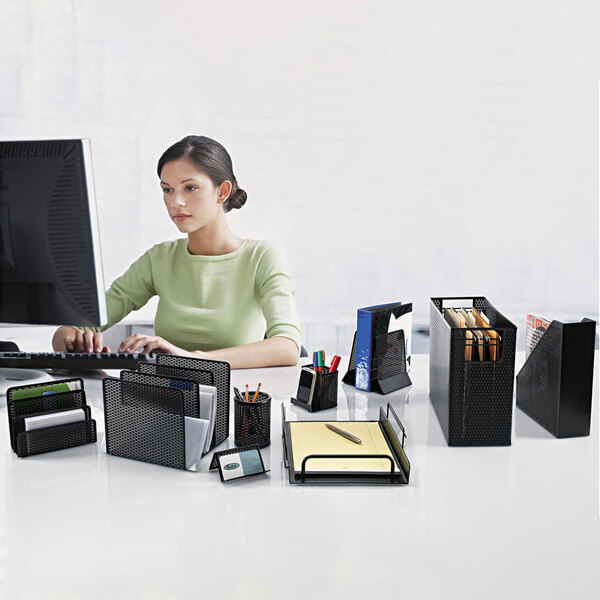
left=281, top=403, right=410, bottom=485
left=343, top=330, right=412, bottom=394
left=6, top=379, right=96, bottom=457
left=429, top=297, right=517, bottom=446
left=516, top=318, right=596, bottom=438
left=103, top=378, right=187, bottom=470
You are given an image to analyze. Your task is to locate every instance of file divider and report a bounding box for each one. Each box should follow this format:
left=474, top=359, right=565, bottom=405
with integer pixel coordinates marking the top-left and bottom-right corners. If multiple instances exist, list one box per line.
left=516, top=318, right=596, bottom=438
left=429, top=297, right=517, bottom=446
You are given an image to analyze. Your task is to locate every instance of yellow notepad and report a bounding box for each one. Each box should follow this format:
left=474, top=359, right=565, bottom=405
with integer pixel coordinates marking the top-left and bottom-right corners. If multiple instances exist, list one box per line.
left=289, top=421, right=399, bottom=474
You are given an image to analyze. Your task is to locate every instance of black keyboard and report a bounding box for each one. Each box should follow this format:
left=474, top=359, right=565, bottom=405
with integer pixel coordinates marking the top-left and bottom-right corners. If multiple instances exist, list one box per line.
left=0, top=351, right=158, bottom=371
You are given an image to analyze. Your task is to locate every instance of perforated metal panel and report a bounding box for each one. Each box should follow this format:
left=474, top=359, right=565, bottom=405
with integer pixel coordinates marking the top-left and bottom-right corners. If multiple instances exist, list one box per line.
left=16, top=419, right=96, bottom=457
left=155, top=355, right=230, bottom=448
left=103, top=378, right=186, bottom=470
left=121, top=370, right=200, bottom=419
left=376, top=330, right=407, bottom=380
left=429, top=297, right=516, bottom=446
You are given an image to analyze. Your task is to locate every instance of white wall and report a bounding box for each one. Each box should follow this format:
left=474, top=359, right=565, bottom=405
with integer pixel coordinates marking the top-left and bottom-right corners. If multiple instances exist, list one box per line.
left=1, top=1, right=598, bottom=354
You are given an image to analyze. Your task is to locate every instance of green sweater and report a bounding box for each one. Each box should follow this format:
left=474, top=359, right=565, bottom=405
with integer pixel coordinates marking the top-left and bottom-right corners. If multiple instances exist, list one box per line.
left=80, top=238, right=302, bottom=352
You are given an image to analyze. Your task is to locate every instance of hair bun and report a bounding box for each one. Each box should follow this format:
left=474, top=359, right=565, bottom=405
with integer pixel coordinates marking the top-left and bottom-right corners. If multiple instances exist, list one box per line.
left=225, top=187, right=247, bottom=212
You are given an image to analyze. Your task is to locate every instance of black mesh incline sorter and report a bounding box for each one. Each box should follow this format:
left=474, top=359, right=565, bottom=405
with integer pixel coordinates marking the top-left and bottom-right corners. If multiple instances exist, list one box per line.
left=429, top=297, right=517, bottom=446
left=281, top=403, right=410, bottom=486
left=154, top=355, right=230, bottom=449
left=6, top=380, right=96, bottom=458
left=342, top=330, right=412, bottom=394
left=516, top=318, right=596, bottom=438
left=103, top=378, right=186, bottom=470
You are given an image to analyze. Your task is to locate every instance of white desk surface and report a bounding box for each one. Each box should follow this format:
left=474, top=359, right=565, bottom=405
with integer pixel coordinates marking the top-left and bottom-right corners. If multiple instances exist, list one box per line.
left=1, top=354, right=598, bottom=599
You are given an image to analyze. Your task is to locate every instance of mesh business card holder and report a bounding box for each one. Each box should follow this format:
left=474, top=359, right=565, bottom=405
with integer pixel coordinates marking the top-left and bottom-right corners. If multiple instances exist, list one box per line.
left=153, top=355, right=230, bottom=450
left=291, top=366, right=338, bottom=412
left=342, top=329, right=412, bottom=394
left=429, top=297, right=517, bottom=446
left=103, top=378, right=187, bottom=470
left=281, top=403, right=410, bottom=486
left=516, top=318, right=596, bottom=438
left=6, top=380, right=97, bottom=458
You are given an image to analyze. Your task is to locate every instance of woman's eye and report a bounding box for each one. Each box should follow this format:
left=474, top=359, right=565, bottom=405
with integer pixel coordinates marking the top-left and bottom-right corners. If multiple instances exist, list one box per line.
left=161, top=188, right=172, bottom=194
left=186, top=185, right=198, bottom=191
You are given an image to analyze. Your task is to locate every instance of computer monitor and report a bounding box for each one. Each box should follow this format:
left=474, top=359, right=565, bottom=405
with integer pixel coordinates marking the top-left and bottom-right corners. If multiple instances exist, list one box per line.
left=0, top=139, right=107, bottom=327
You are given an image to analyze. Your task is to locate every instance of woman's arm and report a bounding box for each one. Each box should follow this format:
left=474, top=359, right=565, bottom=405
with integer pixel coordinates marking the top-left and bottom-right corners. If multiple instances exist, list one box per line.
left=117, top=333, right=300, bottom=369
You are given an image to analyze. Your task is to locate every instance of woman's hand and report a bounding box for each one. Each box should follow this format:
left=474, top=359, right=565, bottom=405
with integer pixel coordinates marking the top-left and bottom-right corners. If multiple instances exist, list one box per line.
left=118, top=333, right=191, bottom=356
left=53, top=327, right=110, bottom=353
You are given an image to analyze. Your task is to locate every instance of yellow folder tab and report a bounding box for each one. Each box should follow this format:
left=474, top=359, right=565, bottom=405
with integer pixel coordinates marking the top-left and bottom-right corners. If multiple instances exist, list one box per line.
left=289, top=421, right=399, bottom=474
left=461, top=308, right=485, bottom=361
left=471, top=307, right=500, bottom=361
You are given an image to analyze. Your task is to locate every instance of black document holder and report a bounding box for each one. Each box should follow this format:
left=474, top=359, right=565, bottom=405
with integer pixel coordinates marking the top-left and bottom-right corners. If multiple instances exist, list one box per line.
left=6, top=381, right=96, bottom=458
left=429, top=297, right=517, bottom=446
left=281, top=403, right=410, bottom=485
left=516, top=318, right=596, bottom=438
left=103, top=378, right=187, bottom=470
left=154, top=355, right=230, bottom=449
left=342, top=330, right=412, bottom=394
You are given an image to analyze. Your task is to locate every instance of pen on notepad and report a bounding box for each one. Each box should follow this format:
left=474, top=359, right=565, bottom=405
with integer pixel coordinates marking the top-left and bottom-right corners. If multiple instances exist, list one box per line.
left=325, top=423, right=362, bottom=444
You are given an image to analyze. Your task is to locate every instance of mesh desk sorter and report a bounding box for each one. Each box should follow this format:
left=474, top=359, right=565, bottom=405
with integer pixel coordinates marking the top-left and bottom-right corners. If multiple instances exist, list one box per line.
left=6, top=378, right=97, bottom=457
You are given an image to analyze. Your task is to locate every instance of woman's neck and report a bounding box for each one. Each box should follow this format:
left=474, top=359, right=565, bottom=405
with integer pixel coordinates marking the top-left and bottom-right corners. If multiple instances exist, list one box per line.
left=186, top=213, right=244, bottom=256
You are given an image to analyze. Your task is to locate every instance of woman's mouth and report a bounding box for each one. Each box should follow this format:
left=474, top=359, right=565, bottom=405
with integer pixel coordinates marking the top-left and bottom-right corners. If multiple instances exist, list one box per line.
left=173, top=214, right=191, bottom=222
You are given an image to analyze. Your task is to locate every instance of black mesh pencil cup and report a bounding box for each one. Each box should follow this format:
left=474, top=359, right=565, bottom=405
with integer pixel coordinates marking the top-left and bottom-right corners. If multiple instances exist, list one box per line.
left=234, top=392, right=271, bottom=448
left=291, top=366, right=338, bottom=412
left=429, top=297, right=517, bottom=446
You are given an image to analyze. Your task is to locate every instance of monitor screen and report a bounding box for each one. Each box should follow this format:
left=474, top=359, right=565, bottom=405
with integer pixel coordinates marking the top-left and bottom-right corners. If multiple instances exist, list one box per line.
left=0, top=139, right=107, bottom=326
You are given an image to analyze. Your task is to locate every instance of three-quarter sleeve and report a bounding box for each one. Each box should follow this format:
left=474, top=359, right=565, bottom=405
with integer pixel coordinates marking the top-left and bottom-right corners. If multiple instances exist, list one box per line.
left=255, top=244, right=302, bottom=352
left=72, top=248, right=157, bottom=333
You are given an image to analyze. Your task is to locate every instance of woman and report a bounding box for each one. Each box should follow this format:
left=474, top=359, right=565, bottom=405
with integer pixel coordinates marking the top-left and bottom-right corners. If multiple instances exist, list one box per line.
left=52, top=135, right=301, bottom=368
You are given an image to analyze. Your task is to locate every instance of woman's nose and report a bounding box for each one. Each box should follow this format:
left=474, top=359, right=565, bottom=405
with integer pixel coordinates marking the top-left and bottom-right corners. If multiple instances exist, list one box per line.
left=172, top=193, right=185, bottom=207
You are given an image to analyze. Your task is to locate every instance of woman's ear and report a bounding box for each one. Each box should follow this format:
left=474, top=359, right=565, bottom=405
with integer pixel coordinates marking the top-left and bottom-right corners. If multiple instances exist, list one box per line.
left=217, top=180, right=232, bottom=204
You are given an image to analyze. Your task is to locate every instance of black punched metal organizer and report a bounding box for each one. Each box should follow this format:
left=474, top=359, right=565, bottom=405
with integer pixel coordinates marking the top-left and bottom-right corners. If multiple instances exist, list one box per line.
left=516, top=318, right=596, bottom=438
left=103, top=378, right=186, bottom=470
left=291, top=366, right=338, bottom=412
left=429, top=297, right=517, bottom=446
left=343, top=330, right=412, bottom=394
left=6, top=379, right=97, bottom=458
left=234, top=392, right=271, bottom=448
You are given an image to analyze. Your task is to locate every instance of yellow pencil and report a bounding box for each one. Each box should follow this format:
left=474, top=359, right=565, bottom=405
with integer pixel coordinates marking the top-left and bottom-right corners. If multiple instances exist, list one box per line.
left=252, top=382, right=262, bottom=402
left=244, top=384, right=249, bottom=403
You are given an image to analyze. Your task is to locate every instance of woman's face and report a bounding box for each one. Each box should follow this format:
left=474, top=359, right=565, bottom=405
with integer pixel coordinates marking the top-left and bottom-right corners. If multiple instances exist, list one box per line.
left=160, top=159, right=228, bottom=233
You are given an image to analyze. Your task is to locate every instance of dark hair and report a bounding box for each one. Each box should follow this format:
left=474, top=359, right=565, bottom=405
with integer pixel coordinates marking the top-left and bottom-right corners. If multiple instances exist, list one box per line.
left=157, top=135, right=247, bottom=212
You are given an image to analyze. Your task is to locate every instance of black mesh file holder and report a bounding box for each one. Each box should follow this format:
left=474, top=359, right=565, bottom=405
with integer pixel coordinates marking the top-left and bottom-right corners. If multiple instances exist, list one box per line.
left=429, top=297, right=517, bottom=446
left=516, top=318, right=596, bottom=438
left=103, top=378, right=186, bottom=470
left=155, top=355, right=230, bottom=449
left=6, top=382, right=96, bottom=457
left=121, top=370, right=200, bottom=420
left=234, top=392, right=271, bottom=447
left=281, top=403, right=410, bottom=485
left=342, top=330, right=412, bottom=394
left=291, top=366, right=338, bottom=412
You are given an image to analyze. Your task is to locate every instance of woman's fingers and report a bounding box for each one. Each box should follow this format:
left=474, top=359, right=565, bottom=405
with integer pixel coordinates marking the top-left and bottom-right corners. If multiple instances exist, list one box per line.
left=92, top=332, right=104, bottom=353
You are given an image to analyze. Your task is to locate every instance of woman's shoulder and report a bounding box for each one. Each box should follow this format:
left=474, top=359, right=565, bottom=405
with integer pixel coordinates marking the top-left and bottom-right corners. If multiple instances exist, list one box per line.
left=143, top=238, right=185, bottom=259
